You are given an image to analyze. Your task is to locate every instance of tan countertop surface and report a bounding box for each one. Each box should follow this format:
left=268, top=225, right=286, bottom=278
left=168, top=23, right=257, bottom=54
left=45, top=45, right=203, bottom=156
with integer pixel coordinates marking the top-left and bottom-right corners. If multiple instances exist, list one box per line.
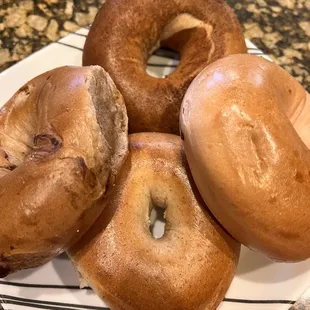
left=0, top=0, right=309, bottom=91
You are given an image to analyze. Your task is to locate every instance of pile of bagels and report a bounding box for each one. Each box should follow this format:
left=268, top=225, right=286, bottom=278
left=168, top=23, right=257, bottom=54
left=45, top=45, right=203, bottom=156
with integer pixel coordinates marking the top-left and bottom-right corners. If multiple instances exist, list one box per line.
left=0, top=0, right=309, bottom=309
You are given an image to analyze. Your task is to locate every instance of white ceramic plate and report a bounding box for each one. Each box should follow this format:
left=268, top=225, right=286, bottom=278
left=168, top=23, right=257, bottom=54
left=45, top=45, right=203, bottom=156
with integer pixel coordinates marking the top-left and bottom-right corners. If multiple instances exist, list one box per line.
left=0, top=28, right=309, bottom=310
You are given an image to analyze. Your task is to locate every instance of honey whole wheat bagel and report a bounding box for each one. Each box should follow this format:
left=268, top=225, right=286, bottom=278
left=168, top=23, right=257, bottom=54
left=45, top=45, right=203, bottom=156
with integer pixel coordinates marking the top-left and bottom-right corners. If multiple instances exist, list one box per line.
left=180, top=54, right=310, bottom=262
left=83, top=0, right=247, bottom=134
left=69, top=133, right=240, bottom=310
left=0, top=66, right=128, bottom=277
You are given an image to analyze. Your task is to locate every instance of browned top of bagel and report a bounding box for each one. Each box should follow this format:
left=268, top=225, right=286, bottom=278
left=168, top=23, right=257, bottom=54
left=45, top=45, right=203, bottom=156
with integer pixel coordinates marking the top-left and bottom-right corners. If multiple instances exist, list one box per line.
left=83, top=0, right=247, bottom=133
left=180, top=54, right=310, bottom=262
left=69, top=133, right=240, bottom=310
left=0, top=66, right=128, bottom=277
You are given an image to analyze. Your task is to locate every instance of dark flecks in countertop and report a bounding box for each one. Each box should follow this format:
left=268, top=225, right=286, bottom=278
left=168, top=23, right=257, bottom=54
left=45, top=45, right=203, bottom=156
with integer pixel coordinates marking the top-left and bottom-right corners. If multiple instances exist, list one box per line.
left=227, top=0, right=309, bottom=91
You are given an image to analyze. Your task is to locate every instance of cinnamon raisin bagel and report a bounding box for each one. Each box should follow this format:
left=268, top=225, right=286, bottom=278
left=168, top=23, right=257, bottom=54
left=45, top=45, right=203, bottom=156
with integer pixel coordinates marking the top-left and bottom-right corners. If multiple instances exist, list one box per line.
left=69, top=133, right=240, bottom=310
left=0, top=66, right=128, bottom=277
left=83, top=0, right=247, bottom=133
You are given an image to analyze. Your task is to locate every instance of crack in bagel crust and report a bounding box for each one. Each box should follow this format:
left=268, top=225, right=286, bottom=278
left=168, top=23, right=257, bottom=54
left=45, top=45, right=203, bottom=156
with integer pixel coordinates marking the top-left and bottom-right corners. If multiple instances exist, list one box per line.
left=0, top=66, right=128, bottom=276
left=69, top=133, right=240, bottom=310
left=83, top=0, right=247, bottom=133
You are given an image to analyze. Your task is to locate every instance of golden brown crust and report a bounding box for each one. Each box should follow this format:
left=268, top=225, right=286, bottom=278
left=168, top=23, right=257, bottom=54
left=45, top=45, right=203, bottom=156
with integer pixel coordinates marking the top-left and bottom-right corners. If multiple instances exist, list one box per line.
left=0, top=66, right=128, bottom=277
left=83, top=0, right=247, bottom=134
left=69, top=133, right=240, bottom=310
left=180, top=54, right=310, bottom=262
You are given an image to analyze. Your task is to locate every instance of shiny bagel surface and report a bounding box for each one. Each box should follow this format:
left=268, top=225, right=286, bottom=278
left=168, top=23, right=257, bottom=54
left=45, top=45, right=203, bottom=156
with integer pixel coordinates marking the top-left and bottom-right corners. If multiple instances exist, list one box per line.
left=0, top=66, right=128, bottom=276
left=180, top=54, right=310, bottom=262
left=83, top=0, right=247, bottom=133
left=69, top=133, right=240, bottom=310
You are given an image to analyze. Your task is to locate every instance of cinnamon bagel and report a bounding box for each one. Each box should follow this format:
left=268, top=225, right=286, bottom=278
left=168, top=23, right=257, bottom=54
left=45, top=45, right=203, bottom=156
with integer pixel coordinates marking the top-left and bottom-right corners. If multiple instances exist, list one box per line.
left=180, top=54, right=310, bottom=262
left=0, top=66, right=128, bottom=277
left=83, top=0, right=247, bottom=133
left=69, top=133, right=240, bottom=310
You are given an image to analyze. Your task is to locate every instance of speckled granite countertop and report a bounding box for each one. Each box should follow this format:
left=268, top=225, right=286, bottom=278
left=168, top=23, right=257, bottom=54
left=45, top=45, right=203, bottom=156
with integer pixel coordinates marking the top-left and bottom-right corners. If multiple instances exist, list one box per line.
left=0, top=0, right=309, bottom=91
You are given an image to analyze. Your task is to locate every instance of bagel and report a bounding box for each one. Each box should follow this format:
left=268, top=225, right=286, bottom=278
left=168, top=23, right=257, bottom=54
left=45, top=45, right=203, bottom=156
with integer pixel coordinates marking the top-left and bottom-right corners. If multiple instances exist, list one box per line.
left=83, top=0, right=247, bottom=133
left=69, top=133, right=240, bottom=310
left=0, top=66, right=128, bottom=277
left=180, top=54, right=310, bottom=262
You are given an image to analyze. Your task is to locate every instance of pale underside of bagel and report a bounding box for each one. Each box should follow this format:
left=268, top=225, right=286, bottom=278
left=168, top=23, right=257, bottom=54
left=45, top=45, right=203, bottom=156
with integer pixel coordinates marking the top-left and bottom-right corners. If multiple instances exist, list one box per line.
left=0, top=66, right=128, bottom=277
left=69, top=133, right=240, bottom=310
left=180, top=54, right=310, bottom=262
left=83, top=0, right=247, bottom=134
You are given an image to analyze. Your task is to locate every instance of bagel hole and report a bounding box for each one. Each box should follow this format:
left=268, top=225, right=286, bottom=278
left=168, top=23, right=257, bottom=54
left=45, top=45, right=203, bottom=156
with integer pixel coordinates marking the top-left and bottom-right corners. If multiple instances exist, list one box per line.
left=147, top=13, right=208, bottom=78
left=149, top=204, right=167, bottom=239
left=146, top=47, right=179, bottom=78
